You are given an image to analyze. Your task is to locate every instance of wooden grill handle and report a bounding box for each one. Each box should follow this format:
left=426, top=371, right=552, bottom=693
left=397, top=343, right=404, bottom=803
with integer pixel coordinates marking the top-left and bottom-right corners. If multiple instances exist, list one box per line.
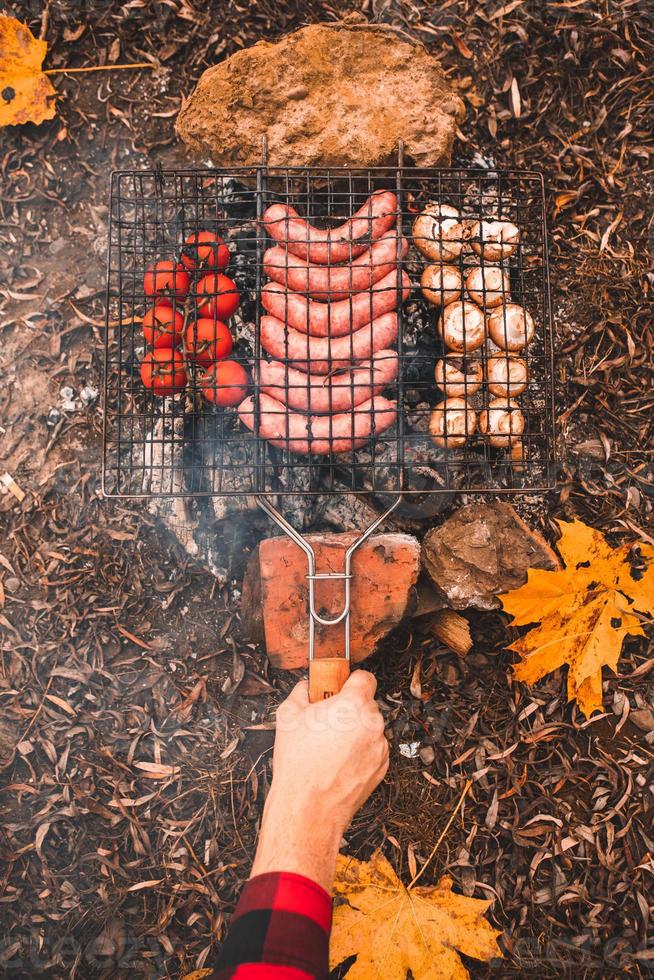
left=309, top=658, right=350, bottom=702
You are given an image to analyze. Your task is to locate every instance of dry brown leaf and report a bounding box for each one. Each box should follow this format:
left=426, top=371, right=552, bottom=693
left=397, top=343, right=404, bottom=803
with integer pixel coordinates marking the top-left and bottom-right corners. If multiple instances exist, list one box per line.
left=0, top=15, right=56, bottom=127
left=331, top=850, right=502, bottom=978
left=501, top=519, right=654, bottom=718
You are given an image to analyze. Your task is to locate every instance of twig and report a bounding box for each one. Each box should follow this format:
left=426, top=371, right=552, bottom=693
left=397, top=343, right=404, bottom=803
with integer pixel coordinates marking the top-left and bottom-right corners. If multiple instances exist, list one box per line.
left=44, top=63, right=156, bottom=75
left=409, top=779, right=473, bottom=889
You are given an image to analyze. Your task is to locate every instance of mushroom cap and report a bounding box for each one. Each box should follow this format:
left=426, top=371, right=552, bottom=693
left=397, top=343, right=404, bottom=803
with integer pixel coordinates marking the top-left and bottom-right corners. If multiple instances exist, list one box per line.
left=487, top=354, right=528, bottom=397
left=465, top=265, right=510, bottom=308
left=429, top=396, right=476, bottom=448
left=478, top=397, right=525, bottom=447
left=421, top=264, right=462, bottom=307
left=470, top=219, right=520, bottom=260
left=439, top=301, right=486, bottom=352
left=487, top=303, right=535, bottom=350
left=413, top=202, right=467, bottom=262
left=434, top=354, right=483, bottom=397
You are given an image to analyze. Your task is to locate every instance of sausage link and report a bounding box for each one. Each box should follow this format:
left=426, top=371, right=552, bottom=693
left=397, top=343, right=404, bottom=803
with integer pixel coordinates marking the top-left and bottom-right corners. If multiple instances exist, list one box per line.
left=262, top=190, right=398, bottom=265
left=238, top=392, right=397, bottom=455
left=260, top=313, right=398, bottom=375
left=259, top=350, right=399, bottom=414
left=261, top=269, right=410, bottom=337
left=263, top=231, right=408, bottom=300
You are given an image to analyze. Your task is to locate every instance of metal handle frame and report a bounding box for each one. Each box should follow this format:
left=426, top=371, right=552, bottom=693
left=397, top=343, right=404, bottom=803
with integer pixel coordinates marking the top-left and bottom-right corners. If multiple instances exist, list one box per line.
left=255, top=136, right=404, bottom=666
left=255, top=494, right=402, bottom=662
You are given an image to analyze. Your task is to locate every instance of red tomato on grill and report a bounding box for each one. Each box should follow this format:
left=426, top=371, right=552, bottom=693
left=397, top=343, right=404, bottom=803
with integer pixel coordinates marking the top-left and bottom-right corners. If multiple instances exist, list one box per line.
left=181, top=230, right=230, bottom=272
left=201, top=360, right=248, bottom=406
left=195, top=272, right=240, bottom=320
left=144, top=260, right=190, bottom=302
left=140, top=348, right=187, bottom=396
left=142, top=302, right=184, bottom=349
left=184, top=319, right=233, bottom=367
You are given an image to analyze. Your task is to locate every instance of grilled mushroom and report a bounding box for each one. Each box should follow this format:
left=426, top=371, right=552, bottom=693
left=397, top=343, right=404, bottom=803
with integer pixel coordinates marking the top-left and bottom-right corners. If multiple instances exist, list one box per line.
left=413, top=203, right=468, bottom=262
left=434, top=354, right=483, bottom=397
left=478, top=397, right=525, bottom=447
left=421, top=264, right=462, bottom=307
left=486, top=353, right=528, bottom=397
left=439, top=301, right=486, bottom=352
left=465, top=265, right=510, bottom=308
left=470, top=219, right=519, bottom=261
left=487, top=303, right=534, bottom=350
left=429, top=397, right=477, bottom=448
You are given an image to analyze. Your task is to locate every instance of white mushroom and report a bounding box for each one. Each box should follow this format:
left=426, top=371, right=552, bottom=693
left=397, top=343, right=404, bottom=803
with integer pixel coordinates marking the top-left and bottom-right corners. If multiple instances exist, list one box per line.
left=434, top=354, right=483, bottom=398
left=429, top=397, right=477, bottom=448
left=439, top=301, right=486, bottom=352
left=413, top=203, right=468, bottom=262
left=486, top=354, right=528, bottom=397
left=465, top=265, right=510, bottom=308
left=470, top=219, right=519, bottom=261
left=421, top=264, right=462, bottom=307
left=478, top=398, right=525, bottom=448
left=487, top=303, right=535, bottom=350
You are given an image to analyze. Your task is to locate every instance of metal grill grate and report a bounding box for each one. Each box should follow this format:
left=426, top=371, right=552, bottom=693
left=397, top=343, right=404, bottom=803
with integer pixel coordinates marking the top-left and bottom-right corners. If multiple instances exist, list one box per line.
left=102, top=160, right=556, bottom=498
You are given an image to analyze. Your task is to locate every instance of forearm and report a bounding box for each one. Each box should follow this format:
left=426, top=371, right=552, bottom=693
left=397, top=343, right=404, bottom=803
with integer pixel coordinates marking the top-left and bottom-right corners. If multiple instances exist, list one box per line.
left=250, top=786, right=344, bottom=893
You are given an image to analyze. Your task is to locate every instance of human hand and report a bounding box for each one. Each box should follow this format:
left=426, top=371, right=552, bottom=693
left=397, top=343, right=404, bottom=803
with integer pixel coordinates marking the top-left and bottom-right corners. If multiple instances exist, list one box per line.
left=250, top=670, right=389, bottom=890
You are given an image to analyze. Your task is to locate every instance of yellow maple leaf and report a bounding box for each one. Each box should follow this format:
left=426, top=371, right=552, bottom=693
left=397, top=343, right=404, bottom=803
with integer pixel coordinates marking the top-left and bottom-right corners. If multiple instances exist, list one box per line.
left=501, top=519, right=654, bottom=718
left=0, top=15, right=56, bottom=127
left=331, top=850, right=502, bottom=979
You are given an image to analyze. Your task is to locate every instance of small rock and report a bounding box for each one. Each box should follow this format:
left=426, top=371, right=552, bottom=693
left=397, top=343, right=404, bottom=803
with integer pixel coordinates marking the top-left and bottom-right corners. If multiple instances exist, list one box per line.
left=4, top=577, right=19, bottom=593
left=60, top=385, right=75, bottom=402
left=47, top=408, right=61, bottom=427
left=49, top=236, right=67, bottom=255
left=419, top=745, right=435, bottom=765
left=422, top=502, right=561, bottom=611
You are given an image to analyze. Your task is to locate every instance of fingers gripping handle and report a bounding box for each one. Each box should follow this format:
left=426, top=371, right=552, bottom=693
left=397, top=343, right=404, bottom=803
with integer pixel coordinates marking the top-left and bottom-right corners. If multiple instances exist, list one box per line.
left=309, top=658, right=350, bottom=702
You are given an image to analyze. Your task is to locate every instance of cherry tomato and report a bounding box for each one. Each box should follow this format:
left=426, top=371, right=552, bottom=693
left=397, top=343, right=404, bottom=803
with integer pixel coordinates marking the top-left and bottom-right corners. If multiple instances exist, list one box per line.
left=142, top=302, right=185, bottom=349
left=140, top=348, right=187, bottom=396
left=201, top=360, right=248, bottom=406
left=184, top=318, right=233, bottom=367
left=181, top=230, right=230, bottom=272
left=195, top=272, right=240, bottom=320
left=144, top=260, right=190, bottom=302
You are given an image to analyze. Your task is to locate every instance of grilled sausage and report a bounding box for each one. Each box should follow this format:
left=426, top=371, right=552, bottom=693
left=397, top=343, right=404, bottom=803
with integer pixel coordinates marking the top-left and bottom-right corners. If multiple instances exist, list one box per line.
left=263, top=231, right=408, bottom=301
left=258, top=349, right=399, bottom=415
left=238, top=392, right=397, bottom=455
left=259, top=313, right=398, bottom=375
left=262, top=190, right=399, bottom=265
left=261, top=269, right=410, bottom=338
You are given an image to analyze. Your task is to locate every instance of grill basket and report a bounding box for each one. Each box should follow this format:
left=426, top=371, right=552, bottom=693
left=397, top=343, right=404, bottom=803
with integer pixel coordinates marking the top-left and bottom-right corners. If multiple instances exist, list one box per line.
left=102, top=148, right=556, bottom=697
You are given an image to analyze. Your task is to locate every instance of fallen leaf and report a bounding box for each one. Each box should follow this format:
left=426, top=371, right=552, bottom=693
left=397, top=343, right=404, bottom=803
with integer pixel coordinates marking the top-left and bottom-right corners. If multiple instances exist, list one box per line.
left=509, top=77, right=521, bottom=118
left=133, top=761, right=180, bottom=778
left=0, top=16, right=56, bottom=127
left=501, top=519, right=654, bottom=718
left=181, top=971, right=213, bottom=980
left=126, top=879, right=163, bottom=892
left=450, top=32, right=474, bottom=59
left=331, top=850, right=502, bottom=978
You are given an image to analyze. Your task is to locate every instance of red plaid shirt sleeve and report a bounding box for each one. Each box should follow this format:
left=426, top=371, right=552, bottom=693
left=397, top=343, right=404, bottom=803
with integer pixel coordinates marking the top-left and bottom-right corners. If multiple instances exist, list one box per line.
left=209, top=871, right=332, bottom=980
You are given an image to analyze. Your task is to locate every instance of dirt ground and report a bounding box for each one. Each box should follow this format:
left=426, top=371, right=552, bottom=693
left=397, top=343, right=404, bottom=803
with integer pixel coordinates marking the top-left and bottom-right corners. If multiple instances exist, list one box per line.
left=1, top=1, right=653, bottom=977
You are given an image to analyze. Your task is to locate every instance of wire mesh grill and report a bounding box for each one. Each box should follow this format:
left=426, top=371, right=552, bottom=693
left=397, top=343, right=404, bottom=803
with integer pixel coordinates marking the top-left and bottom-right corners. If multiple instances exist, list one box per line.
left=102, top=162, right=556, bottom=498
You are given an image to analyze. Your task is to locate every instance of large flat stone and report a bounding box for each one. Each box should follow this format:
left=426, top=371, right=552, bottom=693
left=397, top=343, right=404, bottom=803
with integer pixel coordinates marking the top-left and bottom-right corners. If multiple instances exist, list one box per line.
left=176, top=23, right=465, bottom=169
